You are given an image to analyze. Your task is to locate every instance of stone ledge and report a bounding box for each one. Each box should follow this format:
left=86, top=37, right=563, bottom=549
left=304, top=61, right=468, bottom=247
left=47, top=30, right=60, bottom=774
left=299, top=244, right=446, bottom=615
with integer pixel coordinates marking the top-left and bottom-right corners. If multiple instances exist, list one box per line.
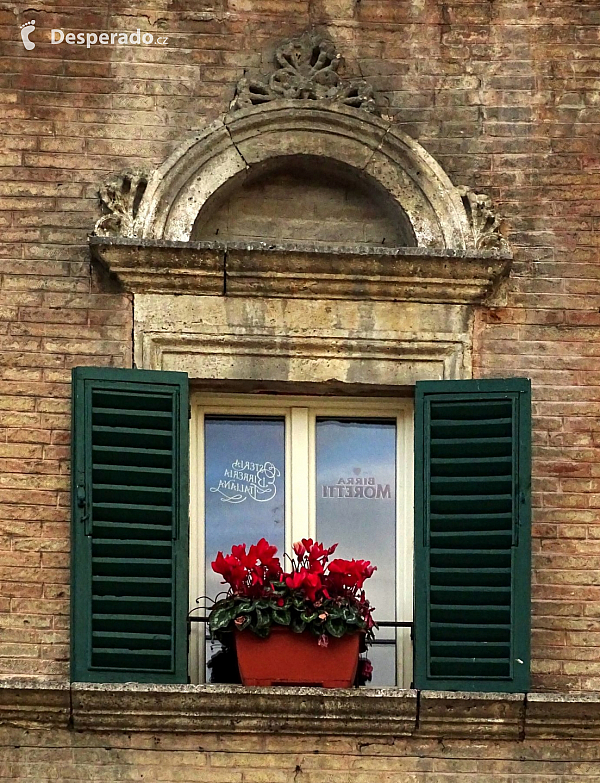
left=0, top=677, right=70, bottom=728
left=526, top=692, right=600, bottom=740
left=2, top=679, right=600, bottom=740
left=71, top=683, right=417, bottom=735
left=418, top=690, right=525, bottom=740
left=90, top=236, right=511, bottom=304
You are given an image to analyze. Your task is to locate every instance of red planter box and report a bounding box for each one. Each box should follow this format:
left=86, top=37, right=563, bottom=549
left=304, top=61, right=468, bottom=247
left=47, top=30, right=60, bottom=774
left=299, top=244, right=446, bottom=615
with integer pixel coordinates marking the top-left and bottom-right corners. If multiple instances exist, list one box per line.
left=235, top=627, right=360, bottom=687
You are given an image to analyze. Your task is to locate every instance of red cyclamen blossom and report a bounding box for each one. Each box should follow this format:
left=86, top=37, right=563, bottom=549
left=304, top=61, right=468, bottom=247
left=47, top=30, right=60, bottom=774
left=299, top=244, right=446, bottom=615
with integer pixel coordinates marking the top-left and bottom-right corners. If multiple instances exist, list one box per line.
left=211, top=538, right=282, bottom=596
left=326, top=558, right=376, bottom=592
left=285, top=568, right=322, bottom=602
left=292, top=540, right=306, bottom=557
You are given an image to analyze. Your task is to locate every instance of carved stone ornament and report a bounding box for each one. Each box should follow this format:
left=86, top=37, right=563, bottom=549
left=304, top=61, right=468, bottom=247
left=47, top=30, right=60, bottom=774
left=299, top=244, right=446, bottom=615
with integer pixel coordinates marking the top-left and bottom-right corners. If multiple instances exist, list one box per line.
left=232, top=32, right=376, bottom=113
left=458, top=186, right=509, bottom=252
left=95, top=169, right=149, bottom=237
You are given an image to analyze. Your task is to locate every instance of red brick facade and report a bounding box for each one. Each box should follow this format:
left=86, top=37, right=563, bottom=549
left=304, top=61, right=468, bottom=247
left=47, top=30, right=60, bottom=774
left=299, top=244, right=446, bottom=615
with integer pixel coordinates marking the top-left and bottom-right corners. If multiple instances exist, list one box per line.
left=1, top=0, right=599, bottom=714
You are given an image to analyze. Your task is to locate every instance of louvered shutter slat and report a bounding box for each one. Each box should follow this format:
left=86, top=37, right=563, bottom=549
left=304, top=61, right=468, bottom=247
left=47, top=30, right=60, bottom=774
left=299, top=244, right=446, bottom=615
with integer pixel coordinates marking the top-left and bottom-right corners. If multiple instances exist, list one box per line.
left=71, top=367, right=189, bottom=683
left=414, top=378, right=531, bottom=692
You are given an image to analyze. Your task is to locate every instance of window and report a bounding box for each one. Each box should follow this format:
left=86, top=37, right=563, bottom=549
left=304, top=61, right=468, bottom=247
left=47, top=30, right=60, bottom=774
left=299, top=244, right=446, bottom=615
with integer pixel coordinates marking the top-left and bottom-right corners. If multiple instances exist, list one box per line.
left=71, top=368, right=530, bottom=693
left=189, top=396, right=414, bottom=687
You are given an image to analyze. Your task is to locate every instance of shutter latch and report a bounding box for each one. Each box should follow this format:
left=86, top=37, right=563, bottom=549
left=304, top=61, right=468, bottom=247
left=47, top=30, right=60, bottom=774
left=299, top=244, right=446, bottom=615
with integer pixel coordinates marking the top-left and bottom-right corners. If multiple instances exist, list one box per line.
left=77, top=484, right=91, bottom=536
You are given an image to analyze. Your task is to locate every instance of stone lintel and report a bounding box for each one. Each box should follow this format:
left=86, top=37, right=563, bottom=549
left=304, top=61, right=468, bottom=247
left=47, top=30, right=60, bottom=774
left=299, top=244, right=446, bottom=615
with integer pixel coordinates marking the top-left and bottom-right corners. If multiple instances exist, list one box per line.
left=2, top=679, right=600, bottom=740
left=90, top=236, right=511, bottom=304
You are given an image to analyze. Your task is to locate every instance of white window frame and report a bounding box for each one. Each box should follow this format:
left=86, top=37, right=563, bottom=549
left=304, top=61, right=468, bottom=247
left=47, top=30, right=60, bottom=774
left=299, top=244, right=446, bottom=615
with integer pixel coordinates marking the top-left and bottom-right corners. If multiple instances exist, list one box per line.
left=189, top=394, right=414, bottom=688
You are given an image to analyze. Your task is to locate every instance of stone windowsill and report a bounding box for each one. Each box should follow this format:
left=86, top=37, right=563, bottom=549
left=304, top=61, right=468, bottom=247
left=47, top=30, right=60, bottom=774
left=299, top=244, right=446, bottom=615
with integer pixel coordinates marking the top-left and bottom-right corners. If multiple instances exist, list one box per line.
left=2, top=678, right=600, bottom=739
left=90, top=236, right=511, bottom=304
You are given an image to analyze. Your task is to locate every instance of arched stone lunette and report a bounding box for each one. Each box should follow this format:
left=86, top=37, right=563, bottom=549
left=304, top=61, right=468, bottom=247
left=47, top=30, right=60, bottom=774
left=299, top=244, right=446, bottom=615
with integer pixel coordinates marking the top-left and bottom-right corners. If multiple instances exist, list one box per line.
left=103, top=101, right=492, bottom=251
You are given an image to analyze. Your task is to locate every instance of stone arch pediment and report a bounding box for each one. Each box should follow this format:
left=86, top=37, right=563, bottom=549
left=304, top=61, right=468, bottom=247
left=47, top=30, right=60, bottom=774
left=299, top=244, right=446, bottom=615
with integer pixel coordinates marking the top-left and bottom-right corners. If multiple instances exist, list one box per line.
left=91, top=32, right=510, bottom=306
left=100, top=100, right=497, bottom=253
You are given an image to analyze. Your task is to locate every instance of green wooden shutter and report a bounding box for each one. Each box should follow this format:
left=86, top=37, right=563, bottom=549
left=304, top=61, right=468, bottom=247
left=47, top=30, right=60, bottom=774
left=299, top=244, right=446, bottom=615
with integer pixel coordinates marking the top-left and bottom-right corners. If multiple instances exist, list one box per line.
left=71, top=367, right=189, bottom=683
left=414, top=378, right=531, bottom=692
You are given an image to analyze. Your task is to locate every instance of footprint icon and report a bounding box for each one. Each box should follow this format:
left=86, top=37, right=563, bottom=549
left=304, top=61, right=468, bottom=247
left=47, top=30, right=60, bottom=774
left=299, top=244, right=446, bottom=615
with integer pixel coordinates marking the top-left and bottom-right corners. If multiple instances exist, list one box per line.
left=20, top=20, right=36, bottom=51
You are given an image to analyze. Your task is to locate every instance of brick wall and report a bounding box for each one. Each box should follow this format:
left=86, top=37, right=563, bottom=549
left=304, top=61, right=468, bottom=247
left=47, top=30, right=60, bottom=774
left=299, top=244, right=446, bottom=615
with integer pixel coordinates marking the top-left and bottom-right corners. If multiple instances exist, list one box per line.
left=2, top=728, right=600, bottom=782
left=1, top=0, right=600, bottom=693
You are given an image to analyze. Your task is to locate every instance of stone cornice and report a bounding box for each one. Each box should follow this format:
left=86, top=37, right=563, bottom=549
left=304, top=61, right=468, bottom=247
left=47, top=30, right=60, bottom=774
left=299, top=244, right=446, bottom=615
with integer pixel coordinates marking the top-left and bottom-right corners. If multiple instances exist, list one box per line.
left=2, top=679, right=600, bottom=739
left=89, top=236, right=511, bottom=305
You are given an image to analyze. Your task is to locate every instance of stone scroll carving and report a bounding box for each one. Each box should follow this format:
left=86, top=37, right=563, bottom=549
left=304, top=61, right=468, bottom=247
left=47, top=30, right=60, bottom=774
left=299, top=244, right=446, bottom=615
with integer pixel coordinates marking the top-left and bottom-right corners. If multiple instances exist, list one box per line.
left=95, top=169, right=149, bottom=238
left=232, top=32, right=376, bottom=113
left=458, top=187, right=509, bottom=252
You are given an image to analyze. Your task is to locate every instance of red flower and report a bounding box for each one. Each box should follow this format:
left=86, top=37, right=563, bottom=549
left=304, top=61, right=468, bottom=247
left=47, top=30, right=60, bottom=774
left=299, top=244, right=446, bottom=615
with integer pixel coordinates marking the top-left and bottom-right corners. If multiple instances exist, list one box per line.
left=359, top=658, right=373, bottom=682
left=292, top=540, right=306, bottom=557
left=211, top=538, right=376, bottom=639
left=285, top=568, right=322, bottom=602
left=304, top=539, right=337, bottom=564
left=211, top=538, right=282, bottom=597
left=327, top=558, right=376, bottom=592
left=211, top=551, right=246, bottom=592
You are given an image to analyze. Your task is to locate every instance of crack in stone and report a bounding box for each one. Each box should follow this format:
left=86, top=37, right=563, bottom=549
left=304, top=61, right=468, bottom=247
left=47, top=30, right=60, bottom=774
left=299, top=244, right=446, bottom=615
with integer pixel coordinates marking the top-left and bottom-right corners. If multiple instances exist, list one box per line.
left=361, top=121, right=392, bottom=174
left=223, top=119, right=250, bottom=171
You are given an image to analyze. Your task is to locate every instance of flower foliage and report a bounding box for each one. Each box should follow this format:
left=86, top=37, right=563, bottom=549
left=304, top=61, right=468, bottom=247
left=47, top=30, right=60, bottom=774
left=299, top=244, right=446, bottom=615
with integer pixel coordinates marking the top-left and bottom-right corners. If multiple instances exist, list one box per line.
left=208, top=538, right=377, bottom=645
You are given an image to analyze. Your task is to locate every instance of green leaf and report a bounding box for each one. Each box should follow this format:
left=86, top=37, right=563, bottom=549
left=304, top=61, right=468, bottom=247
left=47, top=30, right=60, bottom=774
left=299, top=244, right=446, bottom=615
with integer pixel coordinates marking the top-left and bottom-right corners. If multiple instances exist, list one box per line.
left=325, top=617, right=346, bottom=638
left=290, top=617, right=306, bottom=634
left=272, top=608, right=291, bottom=626
left=342, top=607, right=360, bottom=624
left=255, top=607, right=270, bottom=629
left=301, top=611, right=318, bottom=623
left=208, top=605, right=236, bottom=633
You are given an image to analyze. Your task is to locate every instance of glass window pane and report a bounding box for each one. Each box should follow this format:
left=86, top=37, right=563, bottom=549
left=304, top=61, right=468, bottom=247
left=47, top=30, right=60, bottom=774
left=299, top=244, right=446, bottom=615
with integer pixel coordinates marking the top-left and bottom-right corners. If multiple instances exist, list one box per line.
left=365, top=644, right=397, bottom=687
left=204, top=417, right=285, bottom=606
left=316, top=418, right=397, bottom=683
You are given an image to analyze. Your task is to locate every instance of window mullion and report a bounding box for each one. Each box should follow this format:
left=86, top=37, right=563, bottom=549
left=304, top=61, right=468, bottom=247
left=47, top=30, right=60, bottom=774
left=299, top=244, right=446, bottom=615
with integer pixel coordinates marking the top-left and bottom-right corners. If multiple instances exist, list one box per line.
left=289, top=408, right=311, bottom=550
left=308, top=409, right=316, bottom=541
